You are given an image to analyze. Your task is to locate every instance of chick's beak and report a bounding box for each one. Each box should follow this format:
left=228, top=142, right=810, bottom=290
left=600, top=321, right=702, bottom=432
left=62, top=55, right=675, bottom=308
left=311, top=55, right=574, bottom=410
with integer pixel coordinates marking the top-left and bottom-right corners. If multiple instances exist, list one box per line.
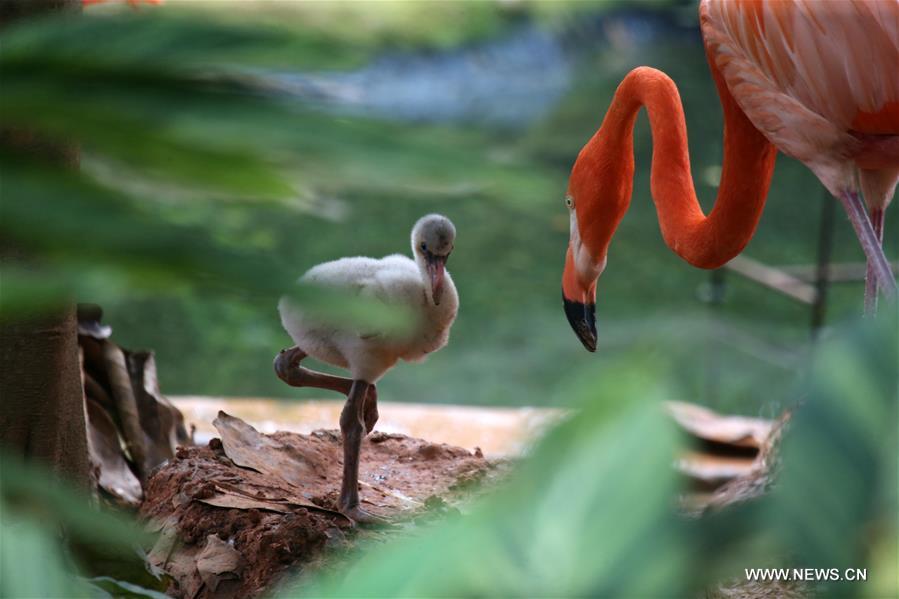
left=426, top=253, right=447, bottom=306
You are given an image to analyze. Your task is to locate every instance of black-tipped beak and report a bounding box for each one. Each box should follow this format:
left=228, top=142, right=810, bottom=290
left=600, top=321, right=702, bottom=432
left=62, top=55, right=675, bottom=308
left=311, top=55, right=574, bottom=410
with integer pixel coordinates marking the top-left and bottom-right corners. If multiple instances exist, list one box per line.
left=563, top=293, right=596, bottom=352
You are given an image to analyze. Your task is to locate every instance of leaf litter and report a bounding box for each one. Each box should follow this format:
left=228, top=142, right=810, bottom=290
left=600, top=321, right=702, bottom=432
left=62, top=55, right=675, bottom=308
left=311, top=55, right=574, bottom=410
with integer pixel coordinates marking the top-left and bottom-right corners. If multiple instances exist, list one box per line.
left=139, top=412, right=502, bottom=598
left=139, top=400, right=786, bottom=598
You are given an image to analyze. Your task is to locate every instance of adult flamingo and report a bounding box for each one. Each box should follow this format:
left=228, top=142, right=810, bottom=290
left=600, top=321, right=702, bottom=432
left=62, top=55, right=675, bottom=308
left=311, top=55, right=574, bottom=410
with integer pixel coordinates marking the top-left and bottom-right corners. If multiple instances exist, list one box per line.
left=562, top=0, right=898, bottom=351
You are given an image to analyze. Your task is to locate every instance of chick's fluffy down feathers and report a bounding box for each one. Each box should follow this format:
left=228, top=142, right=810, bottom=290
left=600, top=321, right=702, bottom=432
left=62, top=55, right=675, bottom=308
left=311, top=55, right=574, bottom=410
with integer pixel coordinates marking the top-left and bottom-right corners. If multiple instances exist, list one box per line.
left=278, top=254, right=458, bottom=383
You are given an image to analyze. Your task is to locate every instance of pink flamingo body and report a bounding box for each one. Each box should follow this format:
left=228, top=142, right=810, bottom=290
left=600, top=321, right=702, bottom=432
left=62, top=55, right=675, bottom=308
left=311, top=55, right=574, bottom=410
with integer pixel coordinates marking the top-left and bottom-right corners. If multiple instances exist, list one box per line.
left=704, top=0, right=898, bottom=309
left=562, top=0, right=898, bottom=350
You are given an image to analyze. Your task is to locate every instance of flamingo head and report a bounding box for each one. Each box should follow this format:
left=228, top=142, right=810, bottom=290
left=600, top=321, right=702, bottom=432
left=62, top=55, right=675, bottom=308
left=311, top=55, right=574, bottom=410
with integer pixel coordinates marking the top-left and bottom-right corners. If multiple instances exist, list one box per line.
left=560, top=119, right=634, bottom=353
left=413, top=214, right=455, bottom=306
left=562, top=191, right=606, bottom=352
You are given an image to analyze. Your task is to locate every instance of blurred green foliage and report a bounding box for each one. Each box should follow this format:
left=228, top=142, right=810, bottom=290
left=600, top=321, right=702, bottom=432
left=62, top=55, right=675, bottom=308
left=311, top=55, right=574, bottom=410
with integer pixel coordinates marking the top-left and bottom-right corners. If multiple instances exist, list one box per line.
left=1, top=8, right=294, bottom=311
left=0, top=6, right=420, bottom=332
left=0, top=452, right=156, bottom=597
left=302, top=363, right=689, bottom=597
left=290, top=312, right=896, bottom=598
left=3, top=313, right=894, bottom=598
left=1, top=4, right=896, bottom=595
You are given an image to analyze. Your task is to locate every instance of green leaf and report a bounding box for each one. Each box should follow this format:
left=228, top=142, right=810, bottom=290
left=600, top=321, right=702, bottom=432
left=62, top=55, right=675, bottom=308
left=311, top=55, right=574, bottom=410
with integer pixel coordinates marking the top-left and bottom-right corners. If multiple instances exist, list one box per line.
left=85, top=576, right=170, bottom=599
left=298, top=361, right=687, bottom=597
left=0, top=452, right=151, bottom=551
left=0, top=512, right=93, bottom=599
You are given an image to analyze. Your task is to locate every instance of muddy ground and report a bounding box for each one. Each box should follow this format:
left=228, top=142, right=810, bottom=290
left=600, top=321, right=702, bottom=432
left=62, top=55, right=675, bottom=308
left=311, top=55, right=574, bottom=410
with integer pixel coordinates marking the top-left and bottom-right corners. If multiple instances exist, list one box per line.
left=140, top=412, right=502, bottom=598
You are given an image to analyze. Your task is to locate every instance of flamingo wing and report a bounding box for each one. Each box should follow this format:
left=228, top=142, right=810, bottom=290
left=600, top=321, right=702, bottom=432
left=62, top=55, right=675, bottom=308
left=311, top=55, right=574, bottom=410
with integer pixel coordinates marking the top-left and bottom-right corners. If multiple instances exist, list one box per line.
left=701, top=0, right=899, bottom=193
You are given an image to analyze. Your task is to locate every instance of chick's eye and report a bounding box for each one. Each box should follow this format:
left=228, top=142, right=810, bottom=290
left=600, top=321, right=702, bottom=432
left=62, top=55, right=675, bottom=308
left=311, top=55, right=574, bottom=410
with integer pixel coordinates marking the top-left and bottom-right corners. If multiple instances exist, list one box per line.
left=420, top=242, right=427, bottom=251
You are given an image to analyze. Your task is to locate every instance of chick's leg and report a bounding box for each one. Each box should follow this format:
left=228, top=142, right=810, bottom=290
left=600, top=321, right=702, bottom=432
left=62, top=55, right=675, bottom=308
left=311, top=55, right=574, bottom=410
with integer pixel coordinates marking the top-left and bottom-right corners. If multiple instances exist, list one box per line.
left=362, top=384, right=379, bottom=433
left=275, top=346, right=378, bottom=399
left=339, top=380, right=382, bottom=523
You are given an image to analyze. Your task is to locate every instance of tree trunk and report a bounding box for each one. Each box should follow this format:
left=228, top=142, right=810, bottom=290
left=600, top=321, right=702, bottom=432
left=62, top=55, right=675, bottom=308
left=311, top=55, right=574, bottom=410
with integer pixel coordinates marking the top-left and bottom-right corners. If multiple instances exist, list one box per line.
left=0, top=0, right=88, bottom=487
left=0, top=307, right=89, bottom=486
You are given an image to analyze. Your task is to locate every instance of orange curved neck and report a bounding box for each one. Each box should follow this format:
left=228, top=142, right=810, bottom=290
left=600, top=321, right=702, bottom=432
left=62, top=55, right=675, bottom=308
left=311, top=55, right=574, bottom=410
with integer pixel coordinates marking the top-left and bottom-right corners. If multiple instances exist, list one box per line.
left=570, top=60, right=777, bottom=269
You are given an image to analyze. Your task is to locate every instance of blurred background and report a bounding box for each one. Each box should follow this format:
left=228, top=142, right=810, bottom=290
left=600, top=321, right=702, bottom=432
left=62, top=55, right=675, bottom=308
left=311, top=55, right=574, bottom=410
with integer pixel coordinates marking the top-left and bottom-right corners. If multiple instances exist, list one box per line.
left=2, top=2, right=897, bottom=598
left=46, top=0, right=894, bottom=415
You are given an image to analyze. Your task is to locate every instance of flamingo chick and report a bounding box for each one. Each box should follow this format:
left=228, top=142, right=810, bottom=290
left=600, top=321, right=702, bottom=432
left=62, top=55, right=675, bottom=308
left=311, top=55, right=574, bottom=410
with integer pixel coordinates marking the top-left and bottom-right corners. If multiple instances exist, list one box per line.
left=275, top=214, right=458, bottom=522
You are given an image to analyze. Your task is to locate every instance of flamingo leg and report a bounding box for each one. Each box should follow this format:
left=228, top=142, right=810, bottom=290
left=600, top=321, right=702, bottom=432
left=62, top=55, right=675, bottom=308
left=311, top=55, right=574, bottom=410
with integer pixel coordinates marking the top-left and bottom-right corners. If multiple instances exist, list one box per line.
left=276, top=348, right=383, bottom=523
left=274, top=347, right=378, bottom=432
left=338, top=379, right=384, bottom=523
left=863, top=209, right=885, bottom=315
left=839, top=192, right=896, bottom=307
left=274, top=346, right=351, bottom=393
left=362, top=385, right=379, bottom=435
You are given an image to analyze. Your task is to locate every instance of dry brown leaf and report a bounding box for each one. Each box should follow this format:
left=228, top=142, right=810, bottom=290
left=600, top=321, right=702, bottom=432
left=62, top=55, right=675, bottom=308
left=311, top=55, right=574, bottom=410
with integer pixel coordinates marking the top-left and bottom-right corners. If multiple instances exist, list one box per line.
left=212, top=411, right=322, bottom=487
left=146, top=515, right=183, bottom=576
left=197, top=493, right=291, bottom=514
left=212, top=480, right=303, bottom=502
left=127, top=350, right=190, bottom=469
left=196, top=535, right=243, bottom=594
left=86, top=398, right=143, bottom=506
left=83, top=370, right=115, bottom=412
left=197, top=484, right=349, bottom=520
left=146, top=515, right=205, bottom=598
left=140, top=424, right=500, bottom=599
left=671, top=402, right=787, bottom=517
left=675, top=449, right=757, bottom=483
left=82, top=333, right=192, bottom=492
left=666, top=401, right=772, bottom=449
left=102, top=341, right=151, bottom=479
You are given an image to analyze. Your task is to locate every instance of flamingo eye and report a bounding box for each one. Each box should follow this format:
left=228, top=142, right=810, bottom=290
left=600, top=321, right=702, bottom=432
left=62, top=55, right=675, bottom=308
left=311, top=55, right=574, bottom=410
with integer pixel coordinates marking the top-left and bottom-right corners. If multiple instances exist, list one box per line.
left=420, top=242, right=427, bottom=252
left=565, top=195, right=574, bottom=209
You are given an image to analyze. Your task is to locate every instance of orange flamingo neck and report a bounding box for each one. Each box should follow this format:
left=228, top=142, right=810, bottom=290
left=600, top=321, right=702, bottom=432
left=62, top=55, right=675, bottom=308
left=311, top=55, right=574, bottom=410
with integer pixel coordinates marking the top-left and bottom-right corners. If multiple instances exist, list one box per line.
left=569, top=62, right=777, bottom=269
